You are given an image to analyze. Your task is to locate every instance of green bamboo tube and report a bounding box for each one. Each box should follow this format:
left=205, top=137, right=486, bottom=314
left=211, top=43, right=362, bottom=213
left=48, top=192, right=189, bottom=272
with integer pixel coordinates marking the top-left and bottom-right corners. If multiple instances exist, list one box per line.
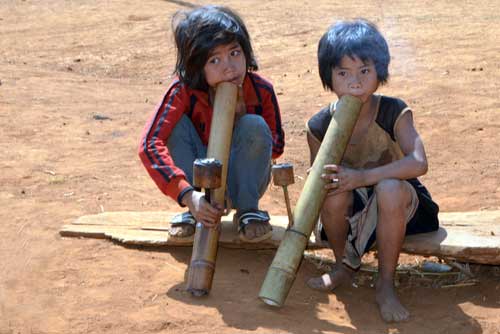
left=186, top=82, right=238, bottom=296
left=259, top=95, right=362, bottom=307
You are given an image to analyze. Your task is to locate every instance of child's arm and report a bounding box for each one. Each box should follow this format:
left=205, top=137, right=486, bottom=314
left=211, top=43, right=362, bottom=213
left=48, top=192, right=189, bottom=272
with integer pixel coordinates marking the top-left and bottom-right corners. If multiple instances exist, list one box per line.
left=307, top=131, right=320, bottom=166
left=361, top=110, right=428, bottom=183
left=321, top=111, right=428, bottom=194
left=258, top=80, right=285, bottom=159
left=138, top=84, right=191, bottom=203
left=138, top=82, right=223, bottom=226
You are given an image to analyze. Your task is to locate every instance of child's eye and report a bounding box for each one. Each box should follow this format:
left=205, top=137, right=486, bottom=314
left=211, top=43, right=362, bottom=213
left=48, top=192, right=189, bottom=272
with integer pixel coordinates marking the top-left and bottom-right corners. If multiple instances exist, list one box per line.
left=208, top=57, right=220, bottom=65
left=361, top=68, right=370, bottom=74
left=337, top=71, right=347, bottom=77
left=230, top=49, right=242, bottom=57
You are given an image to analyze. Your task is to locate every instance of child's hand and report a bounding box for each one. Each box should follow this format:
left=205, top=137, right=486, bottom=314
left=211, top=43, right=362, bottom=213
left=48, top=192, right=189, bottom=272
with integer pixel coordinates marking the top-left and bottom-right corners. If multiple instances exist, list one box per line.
left=184, top=190, right=223, bottom=228
left=321, top=164, right=365, bottom=194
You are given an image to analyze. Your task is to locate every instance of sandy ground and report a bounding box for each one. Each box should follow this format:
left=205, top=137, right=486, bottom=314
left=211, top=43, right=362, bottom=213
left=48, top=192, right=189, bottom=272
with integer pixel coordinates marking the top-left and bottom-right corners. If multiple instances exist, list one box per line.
left=1, top=0, right=500, bottom=333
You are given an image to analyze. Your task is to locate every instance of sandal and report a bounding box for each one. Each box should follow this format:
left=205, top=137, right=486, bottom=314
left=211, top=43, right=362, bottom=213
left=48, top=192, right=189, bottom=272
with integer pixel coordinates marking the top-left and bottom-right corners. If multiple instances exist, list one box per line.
left=169, top=211, right=196, bottom=238
left=236, top=210, right=273, bottom=243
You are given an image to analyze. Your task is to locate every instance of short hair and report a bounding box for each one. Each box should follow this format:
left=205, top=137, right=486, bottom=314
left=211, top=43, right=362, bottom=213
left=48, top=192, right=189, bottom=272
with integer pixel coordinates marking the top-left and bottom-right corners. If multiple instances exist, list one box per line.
left=172, top=5, right=258, bottom=91
left=318, top=19, right=390, bottom=91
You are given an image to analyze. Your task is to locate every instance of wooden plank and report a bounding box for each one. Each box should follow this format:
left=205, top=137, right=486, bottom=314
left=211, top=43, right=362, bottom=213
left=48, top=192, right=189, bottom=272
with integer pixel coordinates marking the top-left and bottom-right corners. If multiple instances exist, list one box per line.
left=59, top=210, right=500, bottom=264
left=61, top=212, right=290, bottom=250
left=72, top=211, right=171, bottom=226
left=403, top=211, right=500, bottom=264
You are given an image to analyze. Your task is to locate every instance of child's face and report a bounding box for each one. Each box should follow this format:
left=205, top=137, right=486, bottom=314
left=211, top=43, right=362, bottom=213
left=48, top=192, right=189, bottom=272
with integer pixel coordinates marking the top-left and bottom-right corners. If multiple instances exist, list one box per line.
left=331, top=55, right=379, bottom=103
left=204, top=42, right=247, bottom=88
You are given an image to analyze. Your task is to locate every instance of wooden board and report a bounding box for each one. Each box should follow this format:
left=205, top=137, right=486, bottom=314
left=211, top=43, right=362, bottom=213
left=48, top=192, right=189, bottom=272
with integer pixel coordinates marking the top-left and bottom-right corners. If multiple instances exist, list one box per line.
left=59, top=210, right=500, bottom=264
left=60, top=211, right=295, bottom=249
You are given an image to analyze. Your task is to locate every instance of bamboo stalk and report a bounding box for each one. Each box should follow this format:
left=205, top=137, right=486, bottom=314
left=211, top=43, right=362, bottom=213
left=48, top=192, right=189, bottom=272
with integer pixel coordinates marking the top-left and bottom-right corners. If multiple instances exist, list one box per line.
left=186, top=82, right=238, bottom=296
left=259, top=95, right=362, bottom=307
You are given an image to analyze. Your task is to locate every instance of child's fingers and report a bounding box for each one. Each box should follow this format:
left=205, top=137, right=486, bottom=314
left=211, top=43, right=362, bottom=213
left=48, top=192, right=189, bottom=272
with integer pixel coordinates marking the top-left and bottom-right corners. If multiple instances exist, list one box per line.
left=321, top=173, right=340, bottom=189
left=321, top=173, right=339, bottom=182
left=213, top=203, right=224, bottom=212
left=200, top=219, right=218, bottom=228
left=200, top=202, right=223, bottom=224
left=328, top=180, right=340, bottom=189
left=209, top=202, right=224, bottom=216
left=198, top=214, right=218, bottom=227
left=323, top=164, right=339, bottom=172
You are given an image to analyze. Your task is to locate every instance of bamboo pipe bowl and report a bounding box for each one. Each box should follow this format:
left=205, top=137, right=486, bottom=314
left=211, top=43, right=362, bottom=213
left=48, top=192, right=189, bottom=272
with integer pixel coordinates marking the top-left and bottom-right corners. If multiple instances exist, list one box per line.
left=272, top=163, right=295, bottom=186
left=193, top=158, right=222, bottom=190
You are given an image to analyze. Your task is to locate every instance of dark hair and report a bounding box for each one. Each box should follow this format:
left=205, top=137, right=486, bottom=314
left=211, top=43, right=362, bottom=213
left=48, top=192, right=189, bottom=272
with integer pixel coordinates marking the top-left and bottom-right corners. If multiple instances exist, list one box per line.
left=318, top=19, right=390, bottom=91
left=172, top=5, right=258, bottom=91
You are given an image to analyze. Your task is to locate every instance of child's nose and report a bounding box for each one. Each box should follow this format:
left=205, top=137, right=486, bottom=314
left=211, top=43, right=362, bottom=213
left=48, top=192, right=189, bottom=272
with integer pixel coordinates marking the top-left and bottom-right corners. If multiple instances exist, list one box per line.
left=349, top=74, right=362, bottom=88
left=224, top=59, right=236, bottom=70
left=223, top=59, right=237, bottom=75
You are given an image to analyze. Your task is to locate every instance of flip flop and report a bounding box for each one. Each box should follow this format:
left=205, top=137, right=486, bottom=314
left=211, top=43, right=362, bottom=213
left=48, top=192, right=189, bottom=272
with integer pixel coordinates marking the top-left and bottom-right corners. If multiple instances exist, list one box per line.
left=169, top=211, right=196, bottom=238
left=237, top=210, right=273, bottom=243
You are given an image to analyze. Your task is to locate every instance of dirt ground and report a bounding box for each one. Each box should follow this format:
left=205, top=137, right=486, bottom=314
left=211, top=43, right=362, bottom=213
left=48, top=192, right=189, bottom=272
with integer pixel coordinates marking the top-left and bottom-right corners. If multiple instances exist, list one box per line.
left=1, top=0, right=499, bottom=333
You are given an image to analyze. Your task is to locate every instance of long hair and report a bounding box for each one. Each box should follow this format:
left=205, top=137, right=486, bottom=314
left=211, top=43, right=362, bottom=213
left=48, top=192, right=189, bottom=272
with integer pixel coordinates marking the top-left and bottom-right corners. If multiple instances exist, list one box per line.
left=172, top=5, right=258, bottom=91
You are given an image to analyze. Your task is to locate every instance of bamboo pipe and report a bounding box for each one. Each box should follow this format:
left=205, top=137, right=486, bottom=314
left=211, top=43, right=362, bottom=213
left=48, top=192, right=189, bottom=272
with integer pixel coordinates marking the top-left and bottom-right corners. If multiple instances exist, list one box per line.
left=186, top=158, right=222, bottom=295
left=186, top=82, right=238, bottom=297
left=259, top=95, right=363, bottom=307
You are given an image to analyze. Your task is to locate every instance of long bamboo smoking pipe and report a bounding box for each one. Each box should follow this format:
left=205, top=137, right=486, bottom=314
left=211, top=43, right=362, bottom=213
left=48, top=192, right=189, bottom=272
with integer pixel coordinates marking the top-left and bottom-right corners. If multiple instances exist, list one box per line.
left=259, top=95, right=362, bottom=307
left=186, top=82, right=238, bottom=296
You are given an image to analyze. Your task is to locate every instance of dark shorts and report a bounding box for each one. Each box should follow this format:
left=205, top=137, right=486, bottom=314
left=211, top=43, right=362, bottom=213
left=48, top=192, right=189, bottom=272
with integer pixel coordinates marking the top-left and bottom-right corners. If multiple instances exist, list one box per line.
left=320, top=178, right=440, bottom=254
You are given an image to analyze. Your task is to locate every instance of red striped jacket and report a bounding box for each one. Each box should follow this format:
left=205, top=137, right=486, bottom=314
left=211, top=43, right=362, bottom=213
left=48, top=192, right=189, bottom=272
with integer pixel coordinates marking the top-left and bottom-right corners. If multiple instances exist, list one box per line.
left=138, top=72, right=285, bottom=204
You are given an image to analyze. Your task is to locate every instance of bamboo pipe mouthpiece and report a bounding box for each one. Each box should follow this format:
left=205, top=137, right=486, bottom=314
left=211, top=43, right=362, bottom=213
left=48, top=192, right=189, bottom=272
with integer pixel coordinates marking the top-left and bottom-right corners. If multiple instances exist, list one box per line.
left=259, top=95, right=363, bottom=307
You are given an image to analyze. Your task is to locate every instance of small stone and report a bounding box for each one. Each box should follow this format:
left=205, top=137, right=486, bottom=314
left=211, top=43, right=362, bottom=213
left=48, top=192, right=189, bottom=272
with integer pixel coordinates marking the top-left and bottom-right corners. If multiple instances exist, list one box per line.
left=93, top=114, right=112, bottom=121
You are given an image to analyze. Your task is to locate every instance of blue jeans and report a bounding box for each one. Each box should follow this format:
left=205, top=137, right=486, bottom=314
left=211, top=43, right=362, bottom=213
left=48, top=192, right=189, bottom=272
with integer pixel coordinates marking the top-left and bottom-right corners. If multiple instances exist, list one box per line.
left=167, top=114, right=272, bottom=212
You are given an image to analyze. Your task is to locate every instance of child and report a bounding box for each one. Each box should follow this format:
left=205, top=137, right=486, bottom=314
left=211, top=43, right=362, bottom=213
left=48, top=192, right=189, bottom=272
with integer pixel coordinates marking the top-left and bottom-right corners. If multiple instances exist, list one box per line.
left=138, top=5, right=284, bottom=243
left=306, top=19, right=439, bottom=322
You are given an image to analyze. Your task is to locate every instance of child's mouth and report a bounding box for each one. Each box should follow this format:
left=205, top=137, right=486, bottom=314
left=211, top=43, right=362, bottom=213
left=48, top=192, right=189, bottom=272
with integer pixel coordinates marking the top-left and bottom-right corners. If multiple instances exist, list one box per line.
left=228, top=76, right=242, bottom=85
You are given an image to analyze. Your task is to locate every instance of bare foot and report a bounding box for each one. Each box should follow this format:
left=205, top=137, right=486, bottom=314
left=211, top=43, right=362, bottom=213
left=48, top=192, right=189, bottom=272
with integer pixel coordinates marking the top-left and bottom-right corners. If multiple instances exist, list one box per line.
left=306, top=264, right=354, bottom=291
left=240, top=220, right=272, bottom=242
left=375, top=279, right=410, bottom=323
left=169, top=224, right=195, bottom=238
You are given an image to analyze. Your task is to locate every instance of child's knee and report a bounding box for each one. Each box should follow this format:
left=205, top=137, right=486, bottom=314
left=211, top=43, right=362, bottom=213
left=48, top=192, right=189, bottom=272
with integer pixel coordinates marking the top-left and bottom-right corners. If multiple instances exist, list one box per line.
left=375, top=179, right=411, bottom=209
left=237, top=114, right=271, bottom=136
left=233, top=114, right=272, bottom=154
left=322, top=192, right=353, bottom=217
